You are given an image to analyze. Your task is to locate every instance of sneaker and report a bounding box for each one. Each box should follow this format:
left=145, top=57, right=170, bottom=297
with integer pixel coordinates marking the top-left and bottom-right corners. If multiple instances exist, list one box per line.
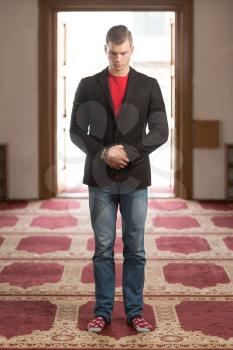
left=131, top=316, right=153, bottom=333
left=87, top=316, right=107, bottom=333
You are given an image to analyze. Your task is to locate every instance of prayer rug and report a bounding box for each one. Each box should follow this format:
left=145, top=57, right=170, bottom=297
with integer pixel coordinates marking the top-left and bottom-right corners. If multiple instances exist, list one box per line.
left=0, top=197, right=233, bottom=349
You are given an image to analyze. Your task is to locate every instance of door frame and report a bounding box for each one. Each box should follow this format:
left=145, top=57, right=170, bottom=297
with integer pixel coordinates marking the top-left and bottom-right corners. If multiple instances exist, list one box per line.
left=39, top=0, right=193, bottom=199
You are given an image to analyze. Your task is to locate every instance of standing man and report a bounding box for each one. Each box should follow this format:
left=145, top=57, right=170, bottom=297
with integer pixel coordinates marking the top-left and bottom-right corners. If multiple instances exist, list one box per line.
left=70, top=25, right=168, bottom=333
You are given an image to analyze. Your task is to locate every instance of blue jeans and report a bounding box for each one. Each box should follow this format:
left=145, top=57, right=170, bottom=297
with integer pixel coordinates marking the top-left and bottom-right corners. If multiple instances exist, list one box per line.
left=88, top=182, right=148, bottom=325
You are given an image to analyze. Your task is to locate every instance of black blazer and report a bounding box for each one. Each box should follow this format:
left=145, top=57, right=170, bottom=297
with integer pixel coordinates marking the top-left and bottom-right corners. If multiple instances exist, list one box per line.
left=69, top=66, right=169, bottom=189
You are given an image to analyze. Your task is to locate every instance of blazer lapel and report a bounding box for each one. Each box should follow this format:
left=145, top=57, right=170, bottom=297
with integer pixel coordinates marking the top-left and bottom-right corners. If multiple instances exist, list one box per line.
left=98, top=67, right=115, bottom=115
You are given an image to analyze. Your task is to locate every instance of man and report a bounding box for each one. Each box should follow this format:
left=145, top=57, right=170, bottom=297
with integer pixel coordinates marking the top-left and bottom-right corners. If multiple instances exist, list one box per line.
left=70, top=25, right=168, bottom=333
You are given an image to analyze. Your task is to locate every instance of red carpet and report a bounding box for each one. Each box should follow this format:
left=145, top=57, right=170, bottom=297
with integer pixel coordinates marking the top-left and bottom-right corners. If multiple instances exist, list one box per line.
left=78, top=301, right=156, bottom=340
left=0, top=300, right=57, bottom=339
left=0, top=262, right=64, bottom=288
left=31, top=215, right=78, bottom=229
left=211, top=215, right=233, bottom=228
left=155, top=236, right=211, bottom=254
left=40, top=199, right=81, bottom=210
left=0, top=197, right=233, bottom=349
left=163, top=262, right=230, bottom=288
left=223, top=236, right=233, bottom=251
left=176, top=301, right=233, bottom=340
left=16, top=236, right=72, bottom=253
left=0, top=216, right=18, bottom=227
left=148, top=199, right=188, bottom=210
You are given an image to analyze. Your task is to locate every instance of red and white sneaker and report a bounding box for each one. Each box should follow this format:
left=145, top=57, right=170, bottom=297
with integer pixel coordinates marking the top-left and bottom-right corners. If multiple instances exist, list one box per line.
left=131, top=316, right=153, bottom=332
left=87, top=316, right=107, bottom=333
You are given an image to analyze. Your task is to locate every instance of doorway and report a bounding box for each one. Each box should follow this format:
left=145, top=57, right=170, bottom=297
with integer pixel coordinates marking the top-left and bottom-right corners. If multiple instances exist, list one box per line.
left=39, top=0, right=193, bottom=199
left=56, top=11, right=175, bottom=198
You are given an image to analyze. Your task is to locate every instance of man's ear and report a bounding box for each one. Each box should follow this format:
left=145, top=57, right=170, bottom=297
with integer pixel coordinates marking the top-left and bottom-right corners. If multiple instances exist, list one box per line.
left=131, top=45, right=135, bottom=53
left=104, top=44, right=107, bottom=53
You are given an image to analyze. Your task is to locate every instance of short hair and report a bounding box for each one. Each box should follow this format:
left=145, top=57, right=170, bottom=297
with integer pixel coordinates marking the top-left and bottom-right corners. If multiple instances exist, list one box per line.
left=106, top=25, right=133, bottom=46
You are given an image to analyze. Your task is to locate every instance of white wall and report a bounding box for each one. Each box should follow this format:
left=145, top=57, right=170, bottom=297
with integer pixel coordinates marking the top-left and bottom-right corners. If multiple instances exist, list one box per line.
left=0, top=0, right=232, bottom=199
left=0, top=0, right=38, bottom=199
left=193, top=0, right=233, bottom=199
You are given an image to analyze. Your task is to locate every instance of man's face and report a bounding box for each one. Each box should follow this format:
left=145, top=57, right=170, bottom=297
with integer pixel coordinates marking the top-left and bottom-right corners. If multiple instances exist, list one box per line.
left=105, top=39, right=134, bottom=73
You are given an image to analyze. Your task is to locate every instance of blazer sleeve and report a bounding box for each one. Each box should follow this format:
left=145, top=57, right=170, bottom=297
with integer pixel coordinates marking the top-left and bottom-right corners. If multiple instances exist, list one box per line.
left=122, top=79, right=169, bottom=166
left=69, top=78, right=105, bottom=159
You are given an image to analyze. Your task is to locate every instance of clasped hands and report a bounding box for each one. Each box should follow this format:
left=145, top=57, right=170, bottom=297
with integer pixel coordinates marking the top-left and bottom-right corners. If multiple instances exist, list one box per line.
left=104, top=144, right=129, bottom=170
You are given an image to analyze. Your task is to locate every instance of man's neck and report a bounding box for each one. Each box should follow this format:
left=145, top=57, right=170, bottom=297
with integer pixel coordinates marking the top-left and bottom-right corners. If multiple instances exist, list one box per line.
left=108, top=66, right=130, bottom=77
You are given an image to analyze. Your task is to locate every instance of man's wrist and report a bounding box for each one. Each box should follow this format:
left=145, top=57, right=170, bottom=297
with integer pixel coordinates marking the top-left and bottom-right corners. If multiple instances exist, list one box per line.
left=100, top=147, right=107, bottom=160
left=100, top=147, right=109, bottom=161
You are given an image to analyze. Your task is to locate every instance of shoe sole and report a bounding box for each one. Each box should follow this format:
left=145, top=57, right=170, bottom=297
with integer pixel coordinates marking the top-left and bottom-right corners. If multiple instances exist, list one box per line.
left=135, top=327, right=152, bottom=332
left=87, top=327, right=103, bottom=333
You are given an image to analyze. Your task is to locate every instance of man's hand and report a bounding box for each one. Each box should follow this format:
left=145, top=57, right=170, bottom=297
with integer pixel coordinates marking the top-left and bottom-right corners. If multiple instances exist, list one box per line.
left=105, top=144, right=129, bottom=169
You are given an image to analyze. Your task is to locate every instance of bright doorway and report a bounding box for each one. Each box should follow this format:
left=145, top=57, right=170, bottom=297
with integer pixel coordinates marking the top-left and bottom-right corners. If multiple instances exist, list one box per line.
left=56, top=11, right=175, bottom=198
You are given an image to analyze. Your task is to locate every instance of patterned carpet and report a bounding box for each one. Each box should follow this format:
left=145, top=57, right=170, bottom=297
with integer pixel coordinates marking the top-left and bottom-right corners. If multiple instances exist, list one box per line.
left=0, top=195, right=233, bottom=349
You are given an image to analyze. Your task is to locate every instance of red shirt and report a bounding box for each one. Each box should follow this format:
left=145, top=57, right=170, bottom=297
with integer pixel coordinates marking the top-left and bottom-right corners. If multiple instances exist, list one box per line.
left=108, top=72, right=129, bottom=181
left=108, top=73, right=128, bottom=118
